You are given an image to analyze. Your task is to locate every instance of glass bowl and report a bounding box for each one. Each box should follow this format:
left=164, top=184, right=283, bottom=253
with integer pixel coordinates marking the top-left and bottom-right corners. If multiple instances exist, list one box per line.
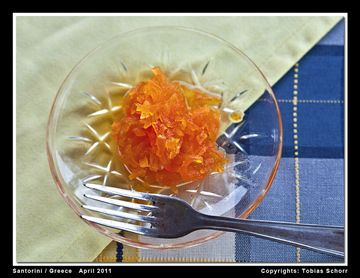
left=46, top=26, right=283, bottom=249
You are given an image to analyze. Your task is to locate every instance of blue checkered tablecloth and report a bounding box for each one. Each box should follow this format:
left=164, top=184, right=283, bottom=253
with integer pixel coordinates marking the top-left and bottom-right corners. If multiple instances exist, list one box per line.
left=106, top=19, right=345, bottom=263
left=236, top=19, right=345, bottom=263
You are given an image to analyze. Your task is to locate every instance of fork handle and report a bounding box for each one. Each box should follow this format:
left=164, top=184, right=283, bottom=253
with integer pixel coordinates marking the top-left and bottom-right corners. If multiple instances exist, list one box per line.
left=198, top=214, right=344, bottom=257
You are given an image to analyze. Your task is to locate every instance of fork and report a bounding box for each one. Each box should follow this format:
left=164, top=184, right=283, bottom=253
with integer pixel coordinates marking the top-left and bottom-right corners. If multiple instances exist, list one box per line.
left=80, top=183, right=344, bottom=257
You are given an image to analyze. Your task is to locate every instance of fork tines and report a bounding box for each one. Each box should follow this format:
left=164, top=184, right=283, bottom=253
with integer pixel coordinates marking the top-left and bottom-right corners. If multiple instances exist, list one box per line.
left=81, top=215, right=156, bottom=236
left=80, top=183, right=160, bottom=236
left=84, top=194, right=157, bottom=212
left=83, top=183, right=153, bottom=201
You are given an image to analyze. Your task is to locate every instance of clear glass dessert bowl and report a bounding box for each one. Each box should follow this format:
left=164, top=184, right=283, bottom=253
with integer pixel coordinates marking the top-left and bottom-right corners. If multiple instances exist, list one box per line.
left=46, top=26, right=283, bottom=249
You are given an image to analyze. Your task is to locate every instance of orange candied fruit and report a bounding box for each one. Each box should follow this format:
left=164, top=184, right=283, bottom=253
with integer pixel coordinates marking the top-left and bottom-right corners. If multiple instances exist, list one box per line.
left=112, top=67, right=228, bottom=191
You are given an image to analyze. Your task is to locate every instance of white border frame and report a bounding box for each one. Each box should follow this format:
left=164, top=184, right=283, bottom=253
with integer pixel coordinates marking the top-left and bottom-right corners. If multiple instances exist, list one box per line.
left=13, top=12, right=348, bottom=266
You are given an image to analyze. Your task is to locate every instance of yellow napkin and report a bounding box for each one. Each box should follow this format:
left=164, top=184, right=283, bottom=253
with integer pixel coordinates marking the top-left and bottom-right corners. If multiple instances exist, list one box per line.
left=16, top=15, right=342, bottom=262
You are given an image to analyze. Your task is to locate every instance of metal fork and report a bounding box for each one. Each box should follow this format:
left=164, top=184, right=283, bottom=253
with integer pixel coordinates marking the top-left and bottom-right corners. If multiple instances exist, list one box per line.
left=81, top=183, right=344, bottom=257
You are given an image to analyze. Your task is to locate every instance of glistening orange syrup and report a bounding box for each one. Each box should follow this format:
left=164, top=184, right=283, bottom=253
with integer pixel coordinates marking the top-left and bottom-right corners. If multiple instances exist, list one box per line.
left=112, top=67, right=228, bottom=192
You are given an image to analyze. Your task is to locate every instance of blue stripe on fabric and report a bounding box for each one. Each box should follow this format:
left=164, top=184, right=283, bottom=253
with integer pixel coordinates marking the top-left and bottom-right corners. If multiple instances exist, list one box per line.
left=234, top=151, right=252, bottom=262
left=235, top=234, right=251, bottom=262
left=306, top=45, right=344, bottom=56
left=297, top=104, right=344, bottom=158
left=300, top=249, right=343, bottom=263
left=234, top=184, right=251, bottom=262
left=278, top=102, right=344, bottom=159
left=299, top=47, right=344, bottom=101
left=272, top=69, right=294, bottom=100
left=282, top=146, right=344, bottom=158
left=235, top=158, right=297, bottom=262
left=298, top=158, right=344, bottom=262
left=116, top=242, right=123, bottom=262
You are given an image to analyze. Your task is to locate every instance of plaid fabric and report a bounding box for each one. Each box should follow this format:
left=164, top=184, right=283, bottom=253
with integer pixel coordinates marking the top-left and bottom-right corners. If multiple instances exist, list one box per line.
left=95, top=19, right=345, bottom=263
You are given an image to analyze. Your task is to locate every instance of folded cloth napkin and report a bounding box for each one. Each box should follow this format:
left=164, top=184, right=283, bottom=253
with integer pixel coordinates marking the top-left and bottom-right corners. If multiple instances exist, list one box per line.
left=16, top=15, right=342, bottom=262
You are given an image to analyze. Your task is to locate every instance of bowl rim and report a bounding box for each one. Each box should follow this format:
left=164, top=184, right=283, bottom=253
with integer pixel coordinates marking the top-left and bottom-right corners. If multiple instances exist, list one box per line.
left=46, top=25, right=283, bottom=250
